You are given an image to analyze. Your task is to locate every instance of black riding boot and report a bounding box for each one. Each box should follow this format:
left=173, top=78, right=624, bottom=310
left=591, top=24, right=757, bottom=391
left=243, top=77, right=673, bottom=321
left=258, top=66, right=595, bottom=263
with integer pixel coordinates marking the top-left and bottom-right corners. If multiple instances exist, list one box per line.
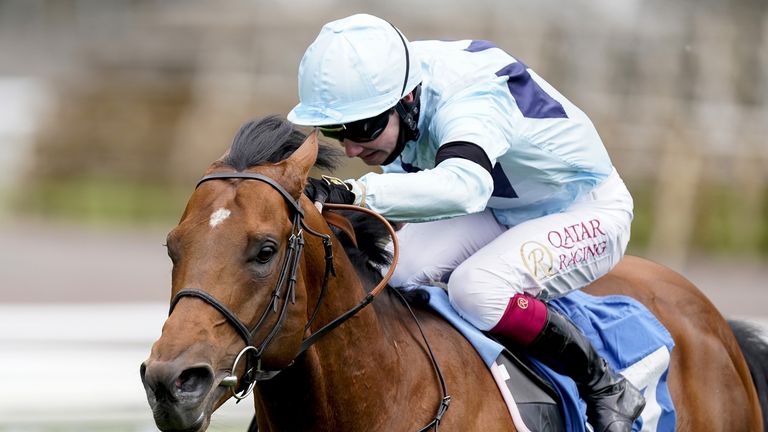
left=527, top=307, right=646, bottom=432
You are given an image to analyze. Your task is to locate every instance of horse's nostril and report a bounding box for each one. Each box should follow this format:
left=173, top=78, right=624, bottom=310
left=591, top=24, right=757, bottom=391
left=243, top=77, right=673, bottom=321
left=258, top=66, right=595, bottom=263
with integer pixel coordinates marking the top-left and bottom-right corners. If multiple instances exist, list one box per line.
left=175, top=366, right=214, bottom=397
left=142, top=360, right=214, bottom=404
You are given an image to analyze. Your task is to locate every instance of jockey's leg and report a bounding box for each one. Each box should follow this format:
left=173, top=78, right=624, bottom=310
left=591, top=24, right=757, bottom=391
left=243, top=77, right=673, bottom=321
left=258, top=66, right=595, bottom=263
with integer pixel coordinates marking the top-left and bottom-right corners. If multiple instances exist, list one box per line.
left=447, top=170, right=644, bottom=432
left=385, top=208, right=505, bottom=289
left=490, top=294, right=645, bottom=432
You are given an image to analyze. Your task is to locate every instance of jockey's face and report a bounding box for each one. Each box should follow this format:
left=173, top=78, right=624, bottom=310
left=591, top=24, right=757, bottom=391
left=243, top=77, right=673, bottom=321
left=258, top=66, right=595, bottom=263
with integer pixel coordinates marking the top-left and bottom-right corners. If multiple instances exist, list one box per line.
left=339, top=109, right=400, bottom=166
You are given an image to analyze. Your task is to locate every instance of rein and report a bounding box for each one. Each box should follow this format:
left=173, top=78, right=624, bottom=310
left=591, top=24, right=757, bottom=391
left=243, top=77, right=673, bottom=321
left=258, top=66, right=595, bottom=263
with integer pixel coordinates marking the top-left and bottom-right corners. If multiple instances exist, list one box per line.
left=169, top=171, right=450, bottom=430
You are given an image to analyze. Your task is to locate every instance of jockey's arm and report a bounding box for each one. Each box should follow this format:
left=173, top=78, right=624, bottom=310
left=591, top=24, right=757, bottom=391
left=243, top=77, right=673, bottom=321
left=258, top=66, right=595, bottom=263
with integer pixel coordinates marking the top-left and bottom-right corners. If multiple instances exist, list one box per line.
left=353, top=150, right=494, bottom=222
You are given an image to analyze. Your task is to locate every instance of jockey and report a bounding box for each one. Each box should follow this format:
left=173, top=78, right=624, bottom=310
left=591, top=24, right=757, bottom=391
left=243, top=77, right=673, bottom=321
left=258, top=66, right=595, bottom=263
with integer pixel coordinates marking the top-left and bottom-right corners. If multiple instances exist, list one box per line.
left=289, top=14, right=645, bottom=432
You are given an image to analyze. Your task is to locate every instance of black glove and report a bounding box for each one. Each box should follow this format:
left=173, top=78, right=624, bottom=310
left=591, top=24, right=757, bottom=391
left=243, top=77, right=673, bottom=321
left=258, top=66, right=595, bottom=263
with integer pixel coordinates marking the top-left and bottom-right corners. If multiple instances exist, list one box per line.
left=304, top=177, right=355, bottom=206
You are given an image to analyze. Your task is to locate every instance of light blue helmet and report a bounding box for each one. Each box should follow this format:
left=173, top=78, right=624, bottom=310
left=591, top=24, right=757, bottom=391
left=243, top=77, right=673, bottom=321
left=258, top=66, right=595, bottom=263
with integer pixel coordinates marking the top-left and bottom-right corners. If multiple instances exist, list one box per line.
left=287, top=14, right=422, bottom=126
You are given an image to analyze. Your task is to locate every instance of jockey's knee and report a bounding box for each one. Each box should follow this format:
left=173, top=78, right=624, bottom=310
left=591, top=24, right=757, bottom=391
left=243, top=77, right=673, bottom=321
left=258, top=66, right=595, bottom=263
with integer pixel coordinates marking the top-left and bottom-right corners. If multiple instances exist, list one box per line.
left=447, top=262, right=524, bottom=330
left=389, top=257, right=442, bottom=289
left=389, top=240, right=460, bottom=289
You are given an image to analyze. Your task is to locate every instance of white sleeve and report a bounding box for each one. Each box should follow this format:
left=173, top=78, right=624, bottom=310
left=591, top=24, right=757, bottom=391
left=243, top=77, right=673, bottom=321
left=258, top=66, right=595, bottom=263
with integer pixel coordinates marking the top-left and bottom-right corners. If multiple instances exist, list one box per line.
left=353, top=158, right=493, bottom=222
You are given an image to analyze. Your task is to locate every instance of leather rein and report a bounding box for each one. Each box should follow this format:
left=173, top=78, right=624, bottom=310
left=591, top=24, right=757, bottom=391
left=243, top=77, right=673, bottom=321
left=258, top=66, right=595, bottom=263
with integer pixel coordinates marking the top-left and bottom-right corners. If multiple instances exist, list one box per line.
left=167, top=171, right=450, bottom=430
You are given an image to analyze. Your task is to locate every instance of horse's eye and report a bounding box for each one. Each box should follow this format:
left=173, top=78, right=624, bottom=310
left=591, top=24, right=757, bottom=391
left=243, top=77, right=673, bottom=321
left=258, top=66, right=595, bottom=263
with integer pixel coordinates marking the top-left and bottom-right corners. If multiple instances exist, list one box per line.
left=252, top=245, right=277, bottom=264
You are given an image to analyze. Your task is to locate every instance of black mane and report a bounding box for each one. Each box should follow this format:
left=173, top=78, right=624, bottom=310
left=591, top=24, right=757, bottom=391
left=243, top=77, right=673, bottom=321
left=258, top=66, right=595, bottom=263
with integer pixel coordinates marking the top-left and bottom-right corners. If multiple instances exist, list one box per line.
left=333, top=211, right=429, bottom=305
left=223, top=115, right=341, bottom=171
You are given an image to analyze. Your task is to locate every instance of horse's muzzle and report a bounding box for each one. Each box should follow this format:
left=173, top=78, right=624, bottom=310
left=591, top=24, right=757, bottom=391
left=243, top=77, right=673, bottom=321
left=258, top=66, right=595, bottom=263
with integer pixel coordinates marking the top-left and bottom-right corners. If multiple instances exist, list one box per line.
left=140, top=359, right=215, bottom=431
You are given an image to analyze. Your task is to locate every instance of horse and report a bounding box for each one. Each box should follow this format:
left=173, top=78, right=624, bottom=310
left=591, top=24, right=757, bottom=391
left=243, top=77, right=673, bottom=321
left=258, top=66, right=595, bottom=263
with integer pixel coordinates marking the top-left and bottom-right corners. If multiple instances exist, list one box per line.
left=140, top=116, right=768, bottom=431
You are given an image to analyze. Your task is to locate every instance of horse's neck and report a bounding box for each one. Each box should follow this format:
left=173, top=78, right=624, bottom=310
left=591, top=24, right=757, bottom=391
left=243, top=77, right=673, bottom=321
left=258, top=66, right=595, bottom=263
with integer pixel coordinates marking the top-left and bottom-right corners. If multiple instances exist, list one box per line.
left=254, top=237, right=404, bottom=430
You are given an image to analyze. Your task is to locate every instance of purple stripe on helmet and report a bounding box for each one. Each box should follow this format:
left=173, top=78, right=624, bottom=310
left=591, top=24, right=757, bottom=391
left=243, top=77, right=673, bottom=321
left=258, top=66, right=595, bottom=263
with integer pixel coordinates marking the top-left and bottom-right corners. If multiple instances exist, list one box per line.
left=496, top=62, right=568, bottom=119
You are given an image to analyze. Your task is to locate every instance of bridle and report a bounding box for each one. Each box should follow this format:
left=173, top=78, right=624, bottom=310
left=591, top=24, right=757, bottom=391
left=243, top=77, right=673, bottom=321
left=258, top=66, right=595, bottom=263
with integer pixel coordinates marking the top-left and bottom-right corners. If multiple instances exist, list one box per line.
left=168, top=172, right=398, bottom=398
left=168, top=171, right=450, bottom=431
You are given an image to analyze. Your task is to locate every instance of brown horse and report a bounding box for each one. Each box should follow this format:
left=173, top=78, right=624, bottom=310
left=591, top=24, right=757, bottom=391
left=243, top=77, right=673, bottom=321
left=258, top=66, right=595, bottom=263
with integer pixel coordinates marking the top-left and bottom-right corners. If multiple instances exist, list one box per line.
left=141, top=117, right=767, bottom=431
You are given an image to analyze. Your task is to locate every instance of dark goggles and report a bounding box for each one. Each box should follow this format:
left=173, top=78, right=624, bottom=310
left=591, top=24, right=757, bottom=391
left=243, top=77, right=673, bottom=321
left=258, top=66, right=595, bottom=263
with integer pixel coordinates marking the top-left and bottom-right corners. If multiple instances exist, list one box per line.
left=319, top=109, right=392, bottom=142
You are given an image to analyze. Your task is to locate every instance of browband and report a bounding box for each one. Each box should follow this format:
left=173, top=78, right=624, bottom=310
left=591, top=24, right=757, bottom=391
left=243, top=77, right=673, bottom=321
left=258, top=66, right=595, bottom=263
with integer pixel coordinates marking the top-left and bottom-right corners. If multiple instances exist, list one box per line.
left=197, top=172, right=303, bottom=217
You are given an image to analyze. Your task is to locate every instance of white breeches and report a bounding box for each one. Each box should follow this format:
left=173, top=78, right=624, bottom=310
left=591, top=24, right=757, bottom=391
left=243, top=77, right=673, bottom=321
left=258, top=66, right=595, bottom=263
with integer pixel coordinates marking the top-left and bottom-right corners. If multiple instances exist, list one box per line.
left=386, top=169, right=634, bottom=331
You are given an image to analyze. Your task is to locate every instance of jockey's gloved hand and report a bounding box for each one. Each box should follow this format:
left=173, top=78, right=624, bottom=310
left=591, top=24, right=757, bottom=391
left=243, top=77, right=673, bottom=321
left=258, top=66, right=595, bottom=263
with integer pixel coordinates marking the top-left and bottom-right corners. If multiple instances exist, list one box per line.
left=304, top=176, right=357, bottom=209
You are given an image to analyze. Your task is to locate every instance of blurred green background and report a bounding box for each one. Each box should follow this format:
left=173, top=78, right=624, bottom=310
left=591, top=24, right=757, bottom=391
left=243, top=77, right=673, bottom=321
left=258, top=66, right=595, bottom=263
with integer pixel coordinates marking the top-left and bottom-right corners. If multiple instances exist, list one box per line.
left=0, top=0, right=766, bottom=430
left=1, top=0, right=766, bottom=266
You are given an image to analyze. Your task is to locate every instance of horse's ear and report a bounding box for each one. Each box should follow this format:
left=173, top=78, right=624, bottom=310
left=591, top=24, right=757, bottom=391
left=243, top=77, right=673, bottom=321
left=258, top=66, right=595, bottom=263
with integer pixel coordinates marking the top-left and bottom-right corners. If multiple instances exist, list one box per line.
left=277, top=129, right=318, bottom=198
left=287, top=129, right=319, bottom=178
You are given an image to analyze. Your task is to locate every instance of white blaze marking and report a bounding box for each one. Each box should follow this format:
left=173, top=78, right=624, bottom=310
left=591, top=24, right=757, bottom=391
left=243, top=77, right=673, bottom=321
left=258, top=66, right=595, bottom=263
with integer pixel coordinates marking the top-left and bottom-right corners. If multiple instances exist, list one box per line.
left=209, top=208, right=231, bottom=227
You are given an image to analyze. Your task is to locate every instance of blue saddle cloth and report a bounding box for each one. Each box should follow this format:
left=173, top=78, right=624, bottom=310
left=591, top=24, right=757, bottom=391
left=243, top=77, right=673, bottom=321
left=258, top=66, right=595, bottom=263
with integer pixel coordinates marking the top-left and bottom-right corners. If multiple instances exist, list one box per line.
left=420, top=285, right=676, bottom=431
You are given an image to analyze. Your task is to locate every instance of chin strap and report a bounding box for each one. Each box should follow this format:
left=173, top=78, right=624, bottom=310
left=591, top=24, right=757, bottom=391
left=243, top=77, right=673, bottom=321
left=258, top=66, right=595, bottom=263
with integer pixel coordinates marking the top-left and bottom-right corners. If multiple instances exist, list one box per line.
left=382, top=84, right=422, bottom=166
left=381, top=125, right=408, bottom=166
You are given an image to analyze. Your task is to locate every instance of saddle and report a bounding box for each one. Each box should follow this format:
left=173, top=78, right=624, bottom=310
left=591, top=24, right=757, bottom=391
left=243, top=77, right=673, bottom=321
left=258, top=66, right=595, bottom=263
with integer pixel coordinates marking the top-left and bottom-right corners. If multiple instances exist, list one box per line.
left=492, top=344, right=565, bottom=431
left=422, top=284, right=677, bottom=432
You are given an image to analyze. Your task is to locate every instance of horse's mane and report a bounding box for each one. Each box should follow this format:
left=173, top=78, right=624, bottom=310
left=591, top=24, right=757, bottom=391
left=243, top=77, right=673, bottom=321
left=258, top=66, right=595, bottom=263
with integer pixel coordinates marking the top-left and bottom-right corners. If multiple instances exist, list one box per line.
left=223, top=115, right=341, bottom=171
left=331, top=211, right=392, bottom=283
left=220, top=116, right=415, bottom=299
left=331, top=212, right=427, bottom=304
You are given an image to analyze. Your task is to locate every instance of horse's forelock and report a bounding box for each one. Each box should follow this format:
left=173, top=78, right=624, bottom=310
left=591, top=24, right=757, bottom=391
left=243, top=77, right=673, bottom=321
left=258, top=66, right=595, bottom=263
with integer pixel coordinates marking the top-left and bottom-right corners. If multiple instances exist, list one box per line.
left=223, top=116, right=342, bottom=171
